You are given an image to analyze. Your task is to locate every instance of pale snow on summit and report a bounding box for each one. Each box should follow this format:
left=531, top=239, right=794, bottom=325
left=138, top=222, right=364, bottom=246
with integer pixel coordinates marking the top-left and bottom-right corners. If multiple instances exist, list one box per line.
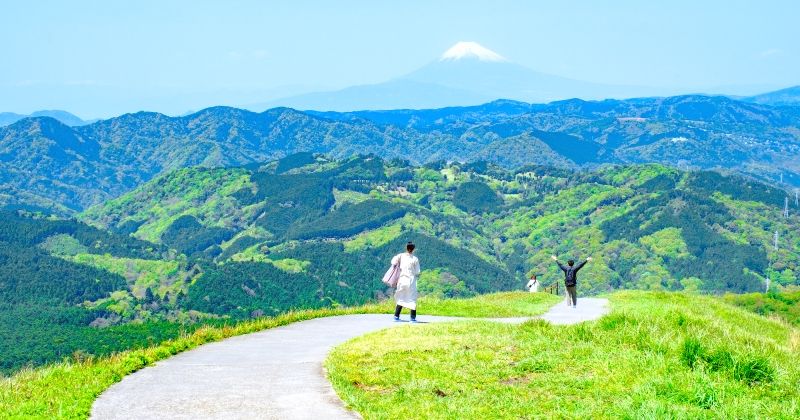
left=440, top=41, right=507, bottom=62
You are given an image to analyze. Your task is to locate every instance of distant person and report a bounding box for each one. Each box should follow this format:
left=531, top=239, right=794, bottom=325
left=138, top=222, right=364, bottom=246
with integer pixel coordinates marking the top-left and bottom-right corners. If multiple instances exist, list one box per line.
left=526, top=274, right=539, bottom=293
left=393, top=241, right=421, bottom=322
left=551, top=255, right=592, bottom=308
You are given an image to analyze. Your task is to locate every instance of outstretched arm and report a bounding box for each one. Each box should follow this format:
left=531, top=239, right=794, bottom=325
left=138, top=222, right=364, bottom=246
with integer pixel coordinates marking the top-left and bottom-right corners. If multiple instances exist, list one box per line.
left=552, top=255, right=567, bottom=272
left=575, top=257, right=592, bottom=272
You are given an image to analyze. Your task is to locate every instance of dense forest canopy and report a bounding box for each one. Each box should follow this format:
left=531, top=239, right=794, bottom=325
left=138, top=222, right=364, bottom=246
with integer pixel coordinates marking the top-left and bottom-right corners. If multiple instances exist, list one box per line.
left=1, top=154, right=798, bottom=374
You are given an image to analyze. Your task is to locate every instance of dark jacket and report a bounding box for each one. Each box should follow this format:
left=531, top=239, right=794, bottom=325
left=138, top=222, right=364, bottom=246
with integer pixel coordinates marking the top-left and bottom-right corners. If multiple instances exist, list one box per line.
left=557, top=260, right=587, bottom=287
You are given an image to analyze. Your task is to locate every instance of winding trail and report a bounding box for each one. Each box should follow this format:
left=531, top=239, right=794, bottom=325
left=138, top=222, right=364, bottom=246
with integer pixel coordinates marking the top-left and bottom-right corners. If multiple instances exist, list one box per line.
left=91, top=298, right=609, bottom=419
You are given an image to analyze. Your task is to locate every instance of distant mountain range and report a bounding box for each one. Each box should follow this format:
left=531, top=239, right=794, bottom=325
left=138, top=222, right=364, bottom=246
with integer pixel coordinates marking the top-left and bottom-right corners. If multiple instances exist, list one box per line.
left=257, top=42, right=658, bottom=111
left=0, top=110, right=92, bottom=127
left=1, top=93, right=799, bottom=215
left=252, top=41, right=800, bottom=112
left=743, top=85, right=800, bottom=107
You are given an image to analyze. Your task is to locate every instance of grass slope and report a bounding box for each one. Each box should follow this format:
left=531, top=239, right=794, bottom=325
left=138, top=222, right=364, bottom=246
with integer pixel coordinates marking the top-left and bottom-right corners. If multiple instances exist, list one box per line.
left=327, top=291, right=800, bottom=419
left=723, top=291, right=800, bottom=325
left=0, top=292, right=558, bottom=418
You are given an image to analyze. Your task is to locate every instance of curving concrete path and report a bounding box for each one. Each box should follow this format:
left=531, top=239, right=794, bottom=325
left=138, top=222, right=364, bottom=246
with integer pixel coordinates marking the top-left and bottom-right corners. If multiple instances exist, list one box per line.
left=91, top=297, right=609, bottom=419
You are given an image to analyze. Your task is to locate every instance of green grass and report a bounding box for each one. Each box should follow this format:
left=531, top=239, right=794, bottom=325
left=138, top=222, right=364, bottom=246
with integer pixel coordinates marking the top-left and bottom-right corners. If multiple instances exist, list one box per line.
left=326, top=291, right=800, bottom=419
left=412, top=292, right=560, bottom=317
left=723, top=291, right=800, bottom=325
left=0, top=292, right=558, bottom=418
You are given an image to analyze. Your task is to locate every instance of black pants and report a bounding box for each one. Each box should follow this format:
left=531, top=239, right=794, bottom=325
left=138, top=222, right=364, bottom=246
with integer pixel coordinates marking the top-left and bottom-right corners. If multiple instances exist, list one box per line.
left=566, top=286, right=577, bottom=306
left=395, top=305, right=416, bottom=319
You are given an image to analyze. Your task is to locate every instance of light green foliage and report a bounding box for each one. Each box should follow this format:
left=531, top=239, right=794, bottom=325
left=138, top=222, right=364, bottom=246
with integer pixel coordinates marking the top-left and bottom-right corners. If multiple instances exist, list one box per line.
left=680, top=277, right=703, bottom=292
left=606, top=164, right=679, bottom=187
left=333, top=188, right=372, bottom=209
left=268, top=258, right=311, bottom=274
left=417, top=269, right=471, bottom=298
left=629, top=261, right=676, bottom=290
left=639, top=228, right=690, bottom=258
left=220, top=225, right=272, bottom=250
left=38, top=234, right=88, bottom=256
left=327, top=291, right=800, bottom=419
left=228, top=245, right=311, bottom=273
left=82, top=168, right=252, bottom=243
left=102, top=290, right=136, bottom=318
left=229, top=244, right=270, bottom=263
left=344, top=224, right=403, bottom=252
left=723, top=290, right=800, bottom=325
left=67, top=253, right=188, bottom=299
left=416, top=168, right=444, bottom=182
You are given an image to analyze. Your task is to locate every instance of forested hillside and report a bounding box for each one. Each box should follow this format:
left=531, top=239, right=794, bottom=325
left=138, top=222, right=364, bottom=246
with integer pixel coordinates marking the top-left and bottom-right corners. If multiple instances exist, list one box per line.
left=2, top=155, right=798, bottom=374
left=84, top=154, right=799, bottom=297
left=0, top=212, right=201, bottom=374
left=2, top=95, right=799, bottom=214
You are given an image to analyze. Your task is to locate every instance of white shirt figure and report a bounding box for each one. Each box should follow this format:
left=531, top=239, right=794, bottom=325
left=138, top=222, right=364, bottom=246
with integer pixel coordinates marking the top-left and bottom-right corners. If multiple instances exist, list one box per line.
left=526, top=277, right=539, bottom=293
left=392, top=252, right=421, bottom=310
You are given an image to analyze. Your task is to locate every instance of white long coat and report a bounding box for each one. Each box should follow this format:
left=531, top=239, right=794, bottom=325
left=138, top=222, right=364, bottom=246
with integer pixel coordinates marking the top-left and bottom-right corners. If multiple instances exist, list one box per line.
left=526, top=278, right=539, bottom=293
left=392, top=252, right=420, bottom=310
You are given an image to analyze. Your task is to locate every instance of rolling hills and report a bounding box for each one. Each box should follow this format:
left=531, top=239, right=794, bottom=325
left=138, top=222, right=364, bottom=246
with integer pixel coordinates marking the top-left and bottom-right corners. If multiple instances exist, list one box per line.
left=1, top=153, right=799, bottom=374
left=2, top=95, right=800, bottom=214
left=80, top=154, right=799, bottom=299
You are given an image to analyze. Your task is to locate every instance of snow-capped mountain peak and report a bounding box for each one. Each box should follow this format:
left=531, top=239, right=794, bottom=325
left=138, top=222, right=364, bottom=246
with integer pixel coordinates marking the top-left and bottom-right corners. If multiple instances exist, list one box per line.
left=440, top=41, right=507, bottom=62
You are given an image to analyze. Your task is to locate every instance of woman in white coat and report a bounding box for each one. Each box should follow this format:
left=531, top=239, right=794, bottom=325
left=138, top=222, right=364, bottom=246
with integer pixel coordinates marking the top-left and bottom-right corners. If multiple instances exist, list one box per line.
left=393, top=241, right=421, bottom=322
left=526, top=274, right=539, bottom=293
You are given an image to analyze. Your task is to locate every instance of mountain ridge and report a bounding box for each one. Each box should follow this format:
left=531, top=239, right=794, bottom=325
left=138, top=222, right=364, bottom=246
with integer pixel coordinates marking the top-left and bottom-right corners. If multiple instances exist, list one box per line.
left=262, top=41, right=660, bottom=110
left=744, top=85, right=800, bottom=107
left=0, top=110, right=92, bottom=127
left=2, top=94, right=799, bottom=214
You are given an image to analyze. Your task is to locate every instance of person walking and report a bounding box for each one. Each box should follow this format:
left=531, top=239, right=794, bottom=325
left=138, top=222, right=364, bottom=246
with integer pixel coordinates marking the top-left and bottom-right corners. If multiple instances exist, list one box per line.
left=526, top=274, right=539, bottom=293
left=551, top=255, right=592, bottom=308
left=393, top=241, right=421, bottom=322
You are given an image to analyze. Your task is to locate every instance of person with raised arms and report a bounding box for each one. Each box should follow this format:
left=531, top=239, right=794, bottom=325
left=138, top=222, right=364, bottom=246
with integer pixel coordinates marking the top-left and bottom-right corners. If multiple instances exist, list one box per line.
left=551, top=255, right=592, bottom=308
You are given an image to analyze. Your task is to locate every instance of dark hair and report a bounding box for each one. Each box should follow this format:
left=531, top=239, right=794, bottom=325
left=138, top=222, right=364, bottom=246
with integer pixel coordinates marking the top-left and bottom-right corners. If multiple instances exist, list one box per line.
left=406, top=241, right=415, bottom=252
left=568, top=260, right=575, bottom=266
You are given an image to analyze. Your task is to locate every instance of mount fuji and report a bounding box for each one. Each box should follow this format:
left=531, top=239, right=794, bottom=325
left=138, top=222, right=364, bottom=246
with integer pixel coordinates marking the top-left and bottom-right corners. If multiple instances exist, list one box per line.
left=259, top=42, right=657, bottom=111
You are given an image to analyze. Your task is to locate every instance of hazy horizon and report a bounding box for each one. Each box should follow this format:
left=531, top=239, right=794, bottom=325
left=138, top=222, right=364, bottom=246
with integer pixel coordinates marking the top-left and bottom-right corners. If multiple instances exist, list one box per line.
left=2, top=0, right=799, bottom=118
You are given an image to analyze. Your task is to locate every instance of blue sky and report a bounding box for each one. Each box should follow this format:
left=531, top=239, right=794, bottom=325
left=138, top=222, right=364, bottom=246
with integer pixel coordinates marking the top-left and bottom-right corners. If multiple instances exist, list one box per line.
left=2, top=0, right=798, bottom=118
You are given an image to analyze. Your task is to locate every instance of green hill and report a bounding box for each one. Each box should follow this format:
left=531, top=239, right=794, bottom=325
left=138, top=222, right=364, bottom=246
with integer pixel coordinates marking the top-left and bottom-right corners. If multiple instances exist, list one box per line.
left=327, top=291, right=800, bottom=418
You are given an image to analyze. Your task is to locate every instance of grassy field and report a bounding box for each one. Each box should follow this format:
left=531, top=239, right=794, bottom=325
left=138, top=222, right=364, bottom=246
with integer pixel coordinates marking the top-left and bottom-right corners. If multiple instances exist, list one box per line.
left=723, top=291, right=800, bottom=325
left=326, top=291, right=800, bottom=419
left=0, top=292, right=558, bottom=418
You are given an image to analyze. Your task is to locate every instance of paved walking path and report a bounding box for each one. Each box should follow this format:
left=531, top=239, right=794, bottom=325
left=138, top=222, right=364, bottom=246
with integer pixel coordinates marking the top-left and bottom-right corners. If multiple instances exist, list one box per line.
left=91, top=298, right=609, bottom=419
left=540, top=297, right=609, bottom=325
